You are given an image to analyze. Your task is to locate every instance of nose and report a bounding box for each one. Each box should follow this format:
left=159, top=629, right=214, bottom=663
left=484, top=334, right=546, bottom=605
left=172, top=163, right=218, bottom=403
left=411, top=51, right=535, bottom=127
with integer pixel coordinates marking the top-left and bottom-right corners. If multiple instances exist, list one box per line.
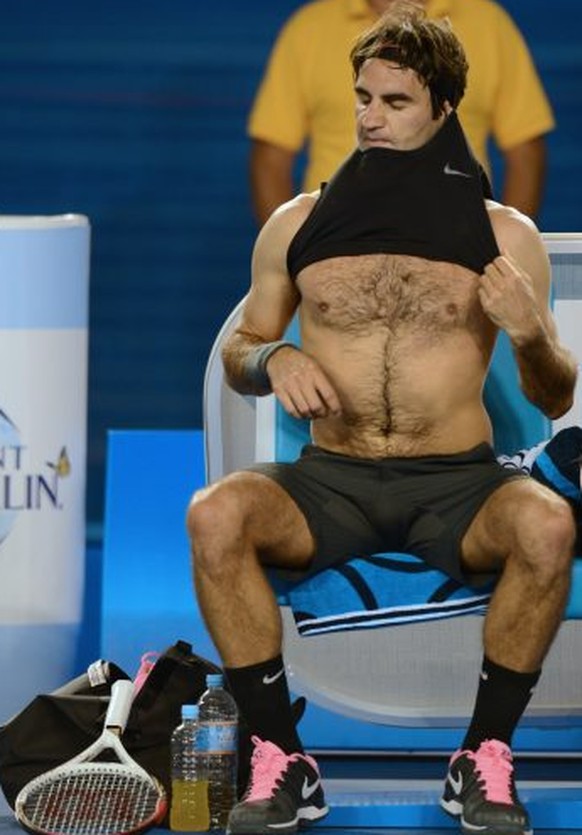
left=360, top=99, right=385, bottom=129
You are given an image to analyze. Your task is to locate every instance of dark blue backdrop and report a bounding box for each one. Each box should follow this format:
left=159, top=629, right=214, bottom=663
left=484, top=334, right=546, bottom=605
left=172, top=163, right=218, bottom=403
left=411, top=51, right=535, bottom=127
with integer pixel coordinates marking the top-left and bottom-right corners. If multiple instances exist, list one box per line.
left=0, top=1, right=579, bottom=529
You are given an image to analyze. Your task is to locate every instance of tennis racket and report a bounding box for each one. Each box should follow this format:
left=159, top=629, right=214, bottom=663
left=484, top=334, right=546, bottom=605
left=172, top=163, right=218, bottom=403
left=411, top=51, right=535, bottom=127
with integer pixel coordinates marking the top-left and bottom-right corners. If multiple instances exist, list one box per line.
left=14, top=679, right=167, bottom=835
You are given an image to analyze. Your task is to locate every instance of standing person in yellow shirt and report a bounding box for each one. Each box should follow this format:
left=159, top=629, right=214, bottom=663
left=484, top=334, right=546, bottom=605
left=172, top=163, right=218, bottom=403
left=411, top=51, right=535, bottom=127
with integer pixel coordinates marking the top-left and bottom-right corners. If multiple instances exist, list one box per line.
left=248, top=0, right=555, bottom=224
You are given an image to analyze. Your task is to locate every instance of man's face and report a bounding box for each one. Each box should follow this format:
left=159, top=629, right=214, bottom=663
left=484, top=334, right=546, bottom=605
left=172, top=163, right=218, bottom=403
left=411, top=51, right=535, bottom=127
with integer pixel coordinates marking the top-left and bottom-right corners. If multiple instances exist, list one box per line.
left=355, top=58, right=446, bottom=151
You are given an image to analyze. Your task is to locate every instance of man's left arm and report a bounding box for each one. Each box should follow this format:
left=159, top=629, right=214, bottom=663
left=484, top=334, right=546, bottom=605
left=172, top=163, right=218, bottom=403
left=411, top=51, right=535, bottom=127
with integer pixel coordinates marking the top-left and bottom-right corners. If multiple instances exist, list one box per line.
left=481, top=208, right=578, bottom=419
left=486, top=3, right=555, bottom=220
left=501, top=136, right=547, bottom=220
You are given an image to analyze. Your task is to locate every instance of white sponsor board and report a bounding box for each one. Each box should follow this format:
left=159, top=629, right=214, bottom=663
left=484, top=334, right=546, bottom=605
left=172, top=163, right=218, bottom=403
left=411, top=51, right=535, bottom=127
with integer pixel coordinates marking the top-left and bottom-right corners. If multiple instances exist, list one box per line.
left=0, top=215, right=90, bottom=717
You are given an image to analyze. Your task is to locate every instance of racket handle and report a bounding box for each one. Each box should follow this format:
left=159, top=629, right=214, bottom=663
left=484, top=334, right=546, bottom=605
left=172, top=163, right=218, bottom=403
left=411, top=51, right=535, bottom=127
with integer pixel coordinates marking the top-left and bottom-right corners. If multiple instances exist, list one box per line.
left=105, top=679, right=136, bottom=732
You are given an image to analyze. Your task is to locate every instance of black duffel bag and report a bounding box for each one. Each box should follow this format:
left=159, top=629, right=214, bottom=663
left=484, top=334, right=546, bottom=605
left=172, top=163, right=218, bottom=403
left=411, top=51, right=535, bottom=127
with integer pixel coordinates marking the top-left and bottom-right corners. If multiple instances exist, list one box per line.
left=0, top=639, right=221, bottom=825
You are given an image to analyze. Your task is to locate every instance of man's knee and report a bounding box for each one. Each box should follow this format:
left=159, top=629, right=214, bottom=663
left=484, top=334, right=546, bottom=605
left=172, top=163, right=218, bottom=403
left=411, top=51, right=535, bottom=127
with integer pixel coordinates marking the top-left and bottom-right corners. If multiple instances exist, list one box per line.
left=186, top=479, right=251, bottom=577
left=514, top=489, right=576, bottom=578
left=187, top=482, right=239, bottom=541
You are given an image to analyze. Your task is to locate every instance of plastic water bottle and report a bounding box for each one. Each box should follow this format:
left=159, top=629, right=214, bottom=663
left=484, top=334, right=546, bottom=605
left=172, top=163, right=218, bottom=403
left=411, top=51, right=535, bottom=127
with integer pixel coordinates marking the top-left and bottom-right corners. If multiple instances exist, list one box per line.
left=197, top=673, right=238, bottom=829
left=170, top=704, right=210, bottom=832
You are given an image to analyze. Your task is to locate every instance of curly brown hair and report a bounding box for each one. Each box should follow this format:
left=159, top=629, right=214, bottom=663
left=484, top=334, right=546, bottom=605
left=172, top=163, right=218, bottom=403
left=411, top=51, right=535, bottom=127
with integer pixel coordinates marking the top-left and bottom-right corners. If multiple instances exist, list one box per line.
left=350, top=0, right=468, bottom=118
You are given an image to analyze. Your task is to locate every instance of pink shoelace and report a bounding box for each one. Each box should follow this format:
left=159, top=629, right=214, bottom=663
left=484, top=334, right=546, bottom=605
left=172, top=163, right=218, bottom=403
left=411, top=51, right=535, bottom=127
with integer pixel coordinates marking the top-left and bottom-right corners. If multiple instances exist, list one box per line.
left=468, top=739, right=515, bottom=804
left=244, top=737, right=301, bottom=802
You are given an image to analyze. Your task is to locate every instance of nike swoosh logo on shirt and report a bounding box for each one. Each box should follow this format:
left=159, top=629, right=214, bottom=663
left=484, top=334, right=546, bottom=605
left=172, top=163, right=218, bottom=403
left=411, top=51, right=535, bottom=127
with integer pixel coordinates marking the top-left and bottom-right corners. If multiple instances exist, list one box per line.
left=444, top=162, right=472, bottom=178
left=262, top=668, right=284, bottom=685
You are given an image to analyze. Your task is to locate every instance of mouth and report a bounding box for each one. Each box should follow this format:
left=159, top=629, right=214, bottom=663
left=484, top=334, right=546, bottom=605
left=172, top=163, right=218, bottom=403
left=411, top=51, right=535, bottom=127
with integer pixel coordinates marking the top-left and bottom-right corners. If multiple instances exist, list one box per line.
left=361, top=137, right=394, bottom=149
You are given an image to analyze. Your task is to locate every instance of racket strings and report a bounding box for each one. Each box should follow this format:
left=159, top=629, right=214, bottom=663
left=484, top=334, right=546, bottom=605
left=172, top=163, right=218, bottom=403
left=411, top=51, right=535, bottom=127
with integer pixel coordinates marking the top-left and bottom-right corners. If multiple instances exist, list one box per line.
left=20, top=765, right=162, bottom=835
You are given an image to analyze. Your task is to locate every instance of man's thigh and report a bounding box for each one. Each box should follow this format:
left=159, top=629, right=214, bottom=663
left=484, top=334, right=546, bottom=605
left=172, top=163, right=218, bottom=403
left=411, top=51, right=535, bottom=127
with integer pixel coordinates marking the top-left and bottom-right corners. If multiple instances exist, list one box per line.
left=461, top=476, right=569, bottom=573
left=200, top=470, right=316, bottom=570
left=246, top=457, right=385, bottom=576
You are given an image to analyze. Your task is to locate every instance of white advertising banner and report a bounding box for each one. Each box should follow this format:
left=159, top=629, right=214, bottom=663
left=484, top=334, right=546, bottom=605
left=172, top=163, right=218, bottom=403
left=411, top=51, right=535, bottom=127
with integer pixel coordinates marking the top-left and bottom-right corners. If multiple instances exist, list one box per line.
left=0, top=215, right=90, bottom=719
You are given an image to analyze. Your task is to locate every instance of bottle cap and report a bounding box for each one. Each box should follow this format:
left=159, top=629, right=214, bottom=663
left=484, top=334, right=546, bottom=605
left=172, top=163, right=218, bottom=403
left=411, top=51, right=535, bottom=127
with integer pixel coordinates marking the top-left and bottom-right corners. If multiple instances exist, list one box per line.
left=206, top=673, right=224, bottom=687
left=182, top=704, right=198, bottom=719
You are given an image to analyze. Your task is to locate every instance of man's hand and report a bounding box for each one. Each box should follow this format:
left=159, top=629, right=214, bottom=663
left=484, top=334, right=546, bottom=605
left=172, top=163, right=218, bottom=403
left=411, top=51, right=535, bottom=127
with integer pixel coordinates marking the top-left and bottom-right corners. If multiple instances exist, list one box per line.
left=478, top=253, right=544, bottom=346
left=267, top=346, right=342, bottom=420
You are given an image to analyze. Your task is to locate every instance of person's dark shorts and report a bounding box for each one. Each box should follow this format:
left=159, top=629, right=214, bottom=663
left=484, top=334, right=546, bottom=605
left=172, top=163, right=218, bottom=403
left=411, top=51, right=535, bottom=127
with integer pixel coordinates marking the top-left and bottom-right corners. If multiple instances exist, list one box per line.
left=247, top=442, right=526, bottom=587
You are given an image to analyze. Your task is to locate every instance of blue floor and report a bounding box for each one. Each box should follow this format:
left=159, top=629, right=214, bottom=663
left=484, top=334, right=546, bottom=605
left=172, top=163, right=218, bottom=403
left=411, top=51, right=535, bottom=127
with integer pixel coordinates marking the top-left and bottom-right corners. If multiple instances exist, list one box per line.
left=2, top=757, right=582, bottom=833
left=310, top=756, right=582, bottom=830
left=3, top=820, right=581, bottom=834
left=4, top=771, right=582, bottom=833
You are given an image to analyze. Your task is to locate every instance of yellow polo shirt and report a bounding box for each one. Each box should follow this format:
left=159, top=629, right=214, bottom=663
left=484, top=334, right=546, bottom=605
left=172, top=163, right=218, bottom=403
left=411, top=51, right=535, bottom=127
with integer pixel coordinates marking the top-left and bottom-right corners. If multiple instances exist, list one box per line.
left=248, top=0, right=555, bottom=190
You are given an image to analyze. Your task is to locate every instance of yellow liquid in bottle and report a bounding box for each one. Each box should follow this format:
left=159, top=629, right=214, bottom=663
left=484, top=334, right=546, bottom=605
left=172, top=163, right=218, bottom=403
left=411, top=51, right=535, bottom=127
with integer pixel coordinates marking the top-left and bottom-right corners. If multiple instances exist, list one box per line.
left=170, top=779, right=210, bottom=832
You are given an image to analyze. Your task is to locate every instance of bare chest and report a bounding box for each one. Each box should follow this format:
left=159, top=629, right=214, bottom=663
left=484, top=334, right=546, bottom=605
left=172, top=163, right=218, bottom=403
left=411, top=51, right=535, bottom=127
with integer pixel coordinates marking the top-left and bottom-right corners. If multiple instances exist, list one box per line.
left=297, top=253, right=485, bottom=336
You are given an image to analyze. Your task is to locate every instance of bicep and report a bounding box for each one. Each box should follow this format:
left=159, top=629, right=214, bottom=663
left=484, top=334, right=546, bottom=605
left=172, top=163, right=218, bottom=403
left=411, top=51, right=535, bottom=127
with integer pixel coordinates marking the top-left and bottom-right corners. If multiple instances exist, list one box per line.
left=238, top=274, right=299, bottom=344
left=505, top=217, right=556, bottom=332
left=234, top=213, right=301, bottom=344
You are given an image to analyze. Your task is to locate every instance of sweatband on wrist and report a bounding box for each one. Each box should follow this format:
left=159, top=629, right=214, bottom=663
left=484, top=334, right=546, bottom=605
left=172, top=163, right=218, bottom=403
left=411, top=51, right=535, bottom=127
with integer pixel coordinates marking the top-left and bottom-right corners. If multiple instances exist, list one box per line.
left=245, top=340, right=296, bottom=393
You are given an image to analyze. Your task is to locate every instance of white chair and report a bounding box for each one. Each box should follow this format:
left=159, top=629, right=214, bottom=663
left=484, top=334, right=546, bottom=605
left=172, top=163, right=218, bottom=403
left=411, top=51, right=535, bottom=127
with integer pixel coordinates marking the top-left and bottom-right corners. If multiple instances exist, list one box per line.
left=203, top=234, right=582, bottom=738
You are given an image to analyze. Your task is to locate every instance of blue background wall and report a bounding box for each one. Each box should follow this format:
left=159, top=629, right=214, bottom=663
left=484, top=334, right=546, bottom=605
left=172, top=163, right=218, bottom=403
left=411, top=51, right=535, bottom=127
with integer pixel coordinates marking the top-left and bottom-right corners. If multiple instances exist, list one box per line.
left=0, top=1, right=580, bottom=530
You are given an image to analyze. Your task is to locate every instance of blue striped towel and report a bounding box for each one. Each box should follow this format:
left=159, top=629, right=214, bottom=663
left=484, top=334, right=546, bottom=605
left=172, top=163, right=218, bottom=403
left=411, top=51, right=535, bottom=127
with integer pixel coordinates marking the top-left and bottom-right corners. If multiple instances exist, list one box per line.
left=288, top=428, right=582, bottom=637
left=288, top=553, right=493, bottom=637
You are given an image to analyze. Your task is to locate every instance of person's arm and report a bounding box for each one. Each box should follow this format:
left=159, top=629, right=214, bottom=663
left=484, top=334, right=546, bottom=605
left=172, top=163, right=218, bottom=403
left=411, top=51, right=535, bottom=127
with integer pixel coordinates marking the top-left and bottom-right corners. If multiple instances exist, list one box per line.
left=482, top=206, right=578, bottom=418
left=247, top=7, right=311, bottom=226
left=222, top=197, right=342, bottom=419
left=249, top=140, right=296, bottom=227
left=484, top=3, right=555, bottom=219
left=500, top=136, right=547, bottom=220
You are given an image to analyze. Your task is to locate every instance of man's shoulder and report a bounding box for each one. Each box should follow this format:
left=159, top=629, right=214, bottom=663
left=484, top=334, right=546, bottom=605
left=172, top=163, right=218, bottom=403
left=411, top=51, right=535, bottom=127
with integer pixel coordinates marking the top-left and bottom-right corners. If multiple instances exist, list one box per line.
left=486, top=200, right=543, bottom=254
left=486, top=200, right=538, bottom=228
left=259, top=192, right=319, bottom=248
left=277, top=191, right=320, bottom=221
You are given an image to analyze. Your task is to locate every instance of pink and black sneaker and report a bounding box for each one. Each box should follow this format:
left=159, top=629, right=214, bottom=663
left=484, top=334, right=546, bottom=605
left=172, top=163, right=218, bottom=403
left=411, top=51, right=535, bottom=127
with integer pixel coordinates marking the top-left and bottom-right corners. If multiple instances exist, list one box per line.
left=227, top=736, right=328, bottom=834
left=441, top=739, right=532, bottom=834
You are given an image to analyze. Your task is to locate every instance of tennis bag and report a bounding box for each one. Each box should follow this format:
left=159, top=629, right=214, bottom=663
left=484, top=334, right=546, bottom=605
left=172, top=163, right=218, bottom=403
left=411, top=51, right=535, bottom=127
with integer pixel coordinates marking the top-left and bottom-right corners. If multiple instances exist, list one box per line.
left=0, top=640, right=221, bottom=823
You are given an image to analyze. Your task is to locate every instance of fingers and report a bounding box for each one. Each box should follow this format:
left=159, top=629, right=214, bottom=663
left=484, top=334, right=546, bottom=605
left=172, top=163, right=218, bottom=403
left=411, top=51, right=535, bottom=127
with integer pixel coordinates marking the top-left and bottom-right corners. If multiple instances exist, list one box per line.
left=275, top=375, right=342, bottom=420
left=269, top=353, right=342, bottom=420
left=480, top=252, right=530, bottom=306
left=478, top=252, right=539, bottom=341
left=482, top=252, right=520, bottom=284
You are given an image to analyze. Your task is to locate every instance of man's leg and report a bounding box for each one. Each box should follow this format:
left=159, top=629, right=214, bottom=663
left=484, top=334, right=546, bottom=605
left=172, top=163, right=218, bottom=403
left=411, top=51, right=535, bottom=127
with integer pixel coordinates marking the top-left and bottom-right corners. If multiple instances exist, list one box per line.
left=186, top=470, right=328, bottom=834
left=441, top=478, right=576, bottom=834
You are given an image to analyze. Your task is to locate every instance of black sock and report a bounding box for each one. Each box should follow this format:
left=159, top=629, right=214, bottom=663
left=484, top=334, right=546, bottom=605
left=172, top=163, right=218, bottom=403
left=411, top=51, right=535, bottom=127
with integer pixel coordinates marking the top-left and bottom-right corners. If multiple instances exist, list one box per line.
left=462, top=655, right=541, bottom=751
left=224, top=655, right=304, bottom=755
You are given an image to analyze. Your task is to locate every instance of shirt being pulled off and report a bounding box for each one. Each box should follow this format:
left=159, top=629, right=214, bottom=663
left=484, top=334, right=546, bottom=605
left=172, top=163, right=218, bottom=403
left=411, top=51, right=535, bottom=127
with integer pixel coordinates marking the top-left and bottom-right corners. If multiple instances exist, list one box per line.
left=287, top=112, right=500, bottom=279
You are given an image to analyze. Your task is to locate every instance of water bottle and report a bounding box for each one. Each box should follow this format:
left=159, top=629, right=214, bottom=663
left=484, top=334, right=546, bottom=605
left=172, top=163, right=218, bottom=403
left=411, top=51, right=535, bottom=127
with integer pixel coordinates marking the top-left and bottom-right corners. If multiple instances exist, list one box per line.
left=170, top=704, right=210, bottom=832
left=197, top=673, right=238, bottom=829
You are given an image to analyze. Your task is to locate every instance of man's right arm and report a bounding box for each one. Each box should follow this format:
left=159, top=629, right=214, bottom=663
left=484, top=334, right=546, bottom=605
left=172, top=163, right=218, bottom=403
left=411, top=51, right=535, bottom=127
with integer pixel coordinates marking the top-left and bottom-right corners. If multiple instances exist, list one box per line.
left=250, top=140, right=296, bottom=227
left=222, top=198, right=342, bottom=419
left=221, top=206, right=301, bottom=395
left=247, top=8, right=309, bottom=226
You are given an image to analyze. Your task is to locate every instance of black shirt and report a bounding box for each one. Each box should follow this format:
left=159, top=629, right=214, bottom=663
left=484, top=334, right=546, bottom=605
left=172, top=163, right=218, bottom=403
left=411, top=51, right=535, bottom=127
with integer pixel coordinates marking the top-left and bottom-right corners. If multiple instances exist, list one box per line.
left=287, top=112, right=499, bottom=279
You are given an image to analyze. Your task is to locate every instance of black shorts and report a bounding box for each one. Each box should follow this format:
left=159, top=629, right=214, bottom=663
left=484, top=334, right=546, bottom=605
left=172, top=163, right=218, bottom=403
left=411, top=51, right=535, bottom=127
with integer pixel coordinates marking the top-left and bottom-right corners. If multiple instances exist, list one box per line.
left=248, top=442, right=526, bottom=587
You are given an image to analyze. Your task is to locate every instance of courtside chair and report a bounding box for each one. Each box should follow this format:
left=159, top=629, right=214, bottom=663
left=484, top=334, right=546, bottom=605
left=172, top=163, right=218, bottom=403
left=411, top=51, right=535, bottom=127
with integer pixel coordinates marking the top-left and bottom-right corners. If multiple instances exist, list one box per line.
left=203, top=234, right=582, bottom=743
